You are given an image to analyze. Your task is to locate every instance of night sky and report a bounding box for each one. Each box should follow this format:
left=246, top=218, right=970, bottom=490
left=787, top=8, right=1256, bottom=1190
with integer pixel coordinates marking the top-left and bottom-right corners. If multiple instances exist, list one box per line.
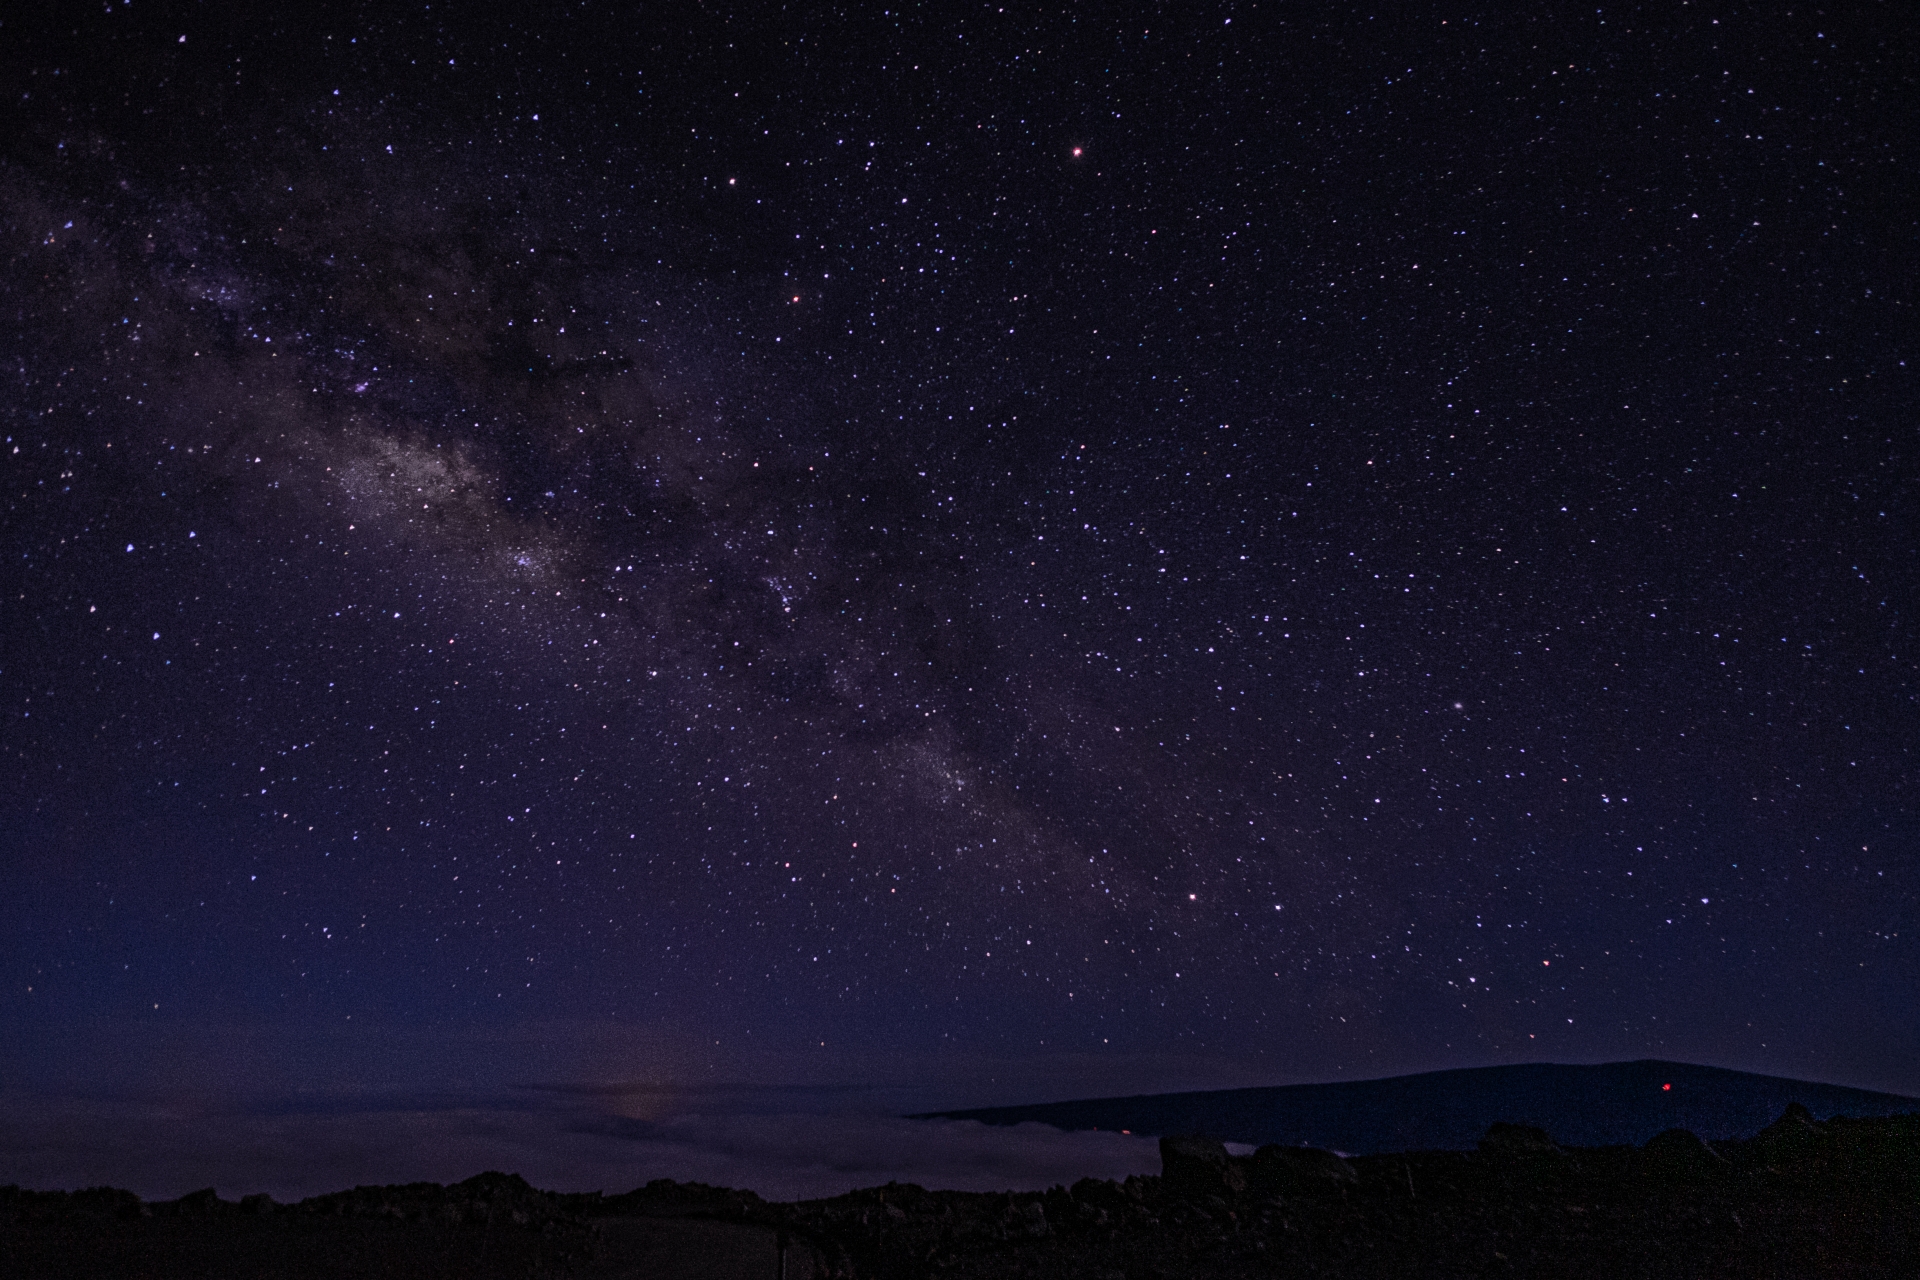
left=2, top=0, right=1915, bottom=1183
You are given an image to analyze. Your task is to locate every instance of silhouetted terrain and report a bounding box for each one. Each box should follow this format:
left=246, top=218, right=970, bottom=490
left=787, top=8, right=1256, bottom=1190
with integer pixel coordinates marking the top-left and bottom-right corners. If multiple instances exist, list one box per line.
left=919, top=1059, right=1920, bottom=1152
left=5, top=1102, right=1918, bottom=1278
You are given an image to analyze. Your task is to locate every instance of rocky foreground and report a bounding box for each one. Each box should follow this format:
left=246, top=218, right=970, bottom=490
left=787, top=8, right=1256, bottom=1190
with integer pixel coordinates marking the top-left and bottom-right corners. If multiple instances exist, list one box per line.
left=3, top=1104, right=1916, bottom=1278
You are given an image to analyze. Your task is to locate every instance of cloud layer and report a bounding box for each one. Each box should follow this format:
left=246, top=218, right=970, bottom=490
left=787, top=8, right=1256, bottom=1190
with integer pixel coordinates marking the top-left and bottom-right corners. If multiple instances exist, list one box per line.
left=0, top=1093, right=1158, bottom=1203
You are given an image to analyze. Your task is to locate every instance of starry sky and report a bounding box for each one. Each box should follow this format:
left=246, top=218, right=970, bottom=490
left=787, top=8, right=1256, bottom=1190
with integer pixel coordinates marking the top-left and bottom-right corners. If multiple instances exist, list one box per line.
left=2, top=0, right=1915, bottom=1136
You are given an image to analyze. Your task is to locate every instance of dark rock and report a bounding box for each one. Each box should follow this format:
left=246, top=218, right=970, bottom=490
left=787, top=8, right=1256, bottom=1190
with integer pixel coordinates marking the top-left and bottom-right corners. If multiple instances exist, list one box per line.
left=68, top=1186, right=145, bottom=1219
left=1248, top=1144, right=1358, bottom=1196
left=1636, top=1127, right=1730, bottom=1184
left=165, top=1187, right=229, bottom=1217
left=1747, top=1101, right=1830, bottom=1169
left=1479, top=1122, right=1561, bottom=1156
left=1160, top=1134, right=1246, bottom=1197
left=1071, top=1176, right=1129, bottom=1213
left=13, top=1112, right=1920, bottom=1278
left=1823, top=1113, right=1920, bottom=1193
left=600, top=1175, right=764, bottom=1217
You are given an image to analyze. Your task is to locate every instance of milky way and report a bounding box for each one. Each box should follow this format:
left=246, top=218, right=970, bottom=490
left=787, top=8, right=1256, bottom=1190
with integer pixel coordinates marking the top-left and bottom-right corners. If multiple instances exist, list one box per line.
left=2, top=2, right=1914, bottom=1106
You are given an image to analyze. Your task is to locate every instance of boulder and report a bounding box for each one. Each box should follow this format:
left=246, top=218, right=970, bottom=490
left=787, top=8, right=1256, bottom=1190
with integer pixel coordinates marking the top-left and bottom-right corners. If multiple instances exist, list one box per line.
left=1747, top=1101, right=1832, bottom=1171
left=1159, top=1135, right=1245, bottom=1197
left=1478, top=1122, right=1561, bottom=1157
left=67, top=1187, right=144, bottom=1220
left=239, top=1192, right=278, bottom=1216
left=165, top=1188, right=229, bottom=1217
left=1755, top=1101, right=1824, bottom=1143
left=1248, top=1144, right=1357, bottom=1197
left=1635, top=1127, right=1730, bottom=1183
left=1070, top=1176, right=1129, bottom=1212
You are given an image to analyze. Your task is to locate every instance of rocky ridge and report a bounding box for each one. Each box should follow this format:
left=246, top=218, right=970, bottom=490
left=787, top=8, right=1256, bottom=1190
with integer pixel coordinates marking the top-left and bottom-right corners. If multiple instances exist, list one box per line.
left=3, top=1105, right=1916, bottom=1278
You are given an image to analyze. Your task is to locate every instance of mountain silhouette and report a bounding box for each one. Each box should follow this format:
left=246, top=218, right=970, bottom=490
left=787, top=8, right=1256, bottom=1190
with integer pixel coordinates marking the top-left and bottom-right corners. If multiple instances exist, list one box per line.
left=917, top=1060, right=1918, bottom=1153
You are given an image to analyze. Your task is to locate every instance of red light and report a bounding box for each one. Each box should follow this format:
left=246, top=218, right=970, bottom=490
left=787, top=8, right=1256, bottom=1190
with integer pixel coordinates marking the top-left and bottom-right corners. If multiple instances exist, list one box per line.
left=1662, top=1083, right=1671, bottom=1091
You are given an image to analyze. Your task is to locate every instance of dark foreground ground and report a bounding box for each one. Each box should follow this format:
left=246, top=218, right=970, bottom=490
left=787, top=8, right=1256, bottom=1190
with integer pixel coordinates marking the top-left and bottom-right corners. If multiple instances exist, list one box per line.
left=3, top=1104, right=1915, bottom=1278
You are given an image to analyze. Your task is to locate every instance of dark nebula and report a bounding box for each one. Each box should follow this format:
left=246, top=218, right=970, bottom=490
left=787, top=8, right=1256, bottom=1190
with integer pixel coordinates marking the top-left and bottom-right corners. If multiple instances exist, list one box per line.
left=1, top=0, right=1914, bottom=1163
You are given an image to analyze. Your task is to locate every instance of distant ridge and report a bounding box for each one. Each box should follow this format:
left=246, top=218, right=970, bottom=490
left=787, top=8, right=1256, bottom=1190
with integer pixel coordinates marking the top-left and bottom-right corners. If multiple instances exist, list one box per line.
left=917, top=1060, right=1919, bottom=1154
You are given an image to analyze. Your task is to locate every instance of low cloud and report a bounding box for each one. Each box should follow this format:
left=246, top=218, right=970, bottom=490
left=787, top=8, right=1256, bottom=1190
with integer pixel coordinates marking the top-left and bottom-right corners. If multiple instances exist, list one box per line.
left=0, top=1093, right=1158, bottom=1203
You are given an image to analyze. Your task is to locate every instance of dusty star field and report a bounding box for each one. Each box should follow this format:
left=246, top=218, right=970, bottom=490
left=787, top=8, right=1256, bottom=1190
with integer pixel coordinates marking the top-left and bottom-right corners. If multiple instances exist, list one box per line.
left=1, top=3, right=1914, bottom=1182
